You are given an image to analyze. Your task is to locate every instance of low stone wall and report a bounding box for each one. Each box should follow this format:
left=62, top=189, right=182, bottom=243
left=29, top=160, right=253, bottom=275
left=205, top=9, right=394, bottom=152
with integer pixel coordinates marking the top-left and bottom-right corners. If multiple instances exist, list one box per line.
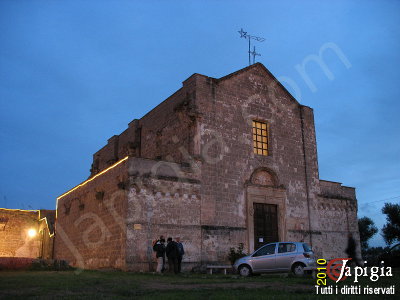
left=0, top=257, right=35, bottom=270
left=0, top=257, right=70, bottom=270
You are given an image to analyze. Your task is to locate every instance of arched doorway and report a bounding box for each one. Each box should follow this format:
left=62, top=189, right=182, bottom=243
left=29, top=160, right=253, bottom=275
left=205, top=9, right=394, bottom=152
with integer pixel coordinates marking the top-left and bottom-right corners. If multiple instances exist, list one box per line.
left=246, top=168, right=287, bottom=252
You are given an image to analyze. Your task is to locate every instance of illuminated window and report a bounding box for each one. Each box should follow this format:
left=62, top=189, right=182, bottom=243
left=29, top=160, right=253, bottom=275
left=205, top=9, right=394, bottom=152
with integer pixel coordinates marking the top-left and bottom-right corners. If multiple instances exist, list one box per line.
left=252, top=120, right=268, bottom=156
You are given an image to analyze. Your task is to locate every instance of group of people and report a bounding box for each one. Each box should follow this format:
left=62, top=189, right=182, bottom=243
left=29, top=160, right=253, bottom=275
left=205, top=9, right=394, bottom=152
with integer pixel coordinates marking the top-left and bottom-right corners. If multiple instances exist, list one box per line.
left=153, top=235, right=185, bottom=274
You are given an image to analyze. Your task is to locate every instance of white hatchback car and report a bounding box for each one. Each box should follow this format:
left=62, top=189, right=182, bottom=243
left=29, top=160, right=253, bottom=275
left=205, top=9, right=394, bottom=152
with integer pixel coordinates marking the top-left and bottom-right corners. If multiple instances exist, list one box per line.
left=233, top=242, right=316, bottom=277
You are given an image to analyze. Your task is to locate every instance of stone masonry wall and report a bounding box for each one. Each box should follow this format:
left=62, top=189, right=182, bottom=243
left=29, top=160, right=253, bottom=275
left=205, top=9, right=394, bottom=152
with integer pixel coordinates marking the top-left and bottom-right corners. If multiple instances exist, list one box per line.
left=313, top=180, right=360, bottom=259
left=139, top=83, right=197, bottom=163
left=125, top=157, right=202, bottom=271
left=91, top=78, right=198, bottom=176
left=0, top=209, right=40, bottom=258
left=54, top=161, right=129, bottom=270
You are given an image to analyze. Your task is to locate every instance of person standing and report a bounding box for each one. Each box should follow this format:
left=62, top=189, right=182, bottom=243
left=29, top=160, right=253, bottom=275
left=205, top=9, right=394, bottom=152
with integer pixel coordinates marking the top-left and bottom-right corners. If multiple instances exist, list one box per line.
left=153, top=236, right=166, bottom=273
left=166, top=237, right=179, bottom=274
left=176, top=237, right=185, bottom=273
left=345, top=232, right=359, bottom=266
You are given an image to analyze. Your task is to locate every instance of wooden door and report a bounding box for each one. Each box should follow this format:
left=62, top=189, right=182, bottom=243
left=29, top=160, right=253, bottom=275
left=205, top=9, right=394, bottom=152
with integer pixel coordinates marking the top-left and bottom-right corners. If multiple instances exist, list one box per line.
left=253, top=203, right=278, bottom=250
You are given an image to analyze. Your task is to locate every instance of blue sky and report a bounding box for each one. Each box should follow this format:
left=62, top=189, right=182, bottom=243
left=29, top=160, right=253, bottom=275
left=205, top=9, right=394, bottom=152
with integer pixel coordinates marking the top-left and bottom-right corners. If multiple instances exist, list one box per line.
left=0, top=0, right=399, bottom=247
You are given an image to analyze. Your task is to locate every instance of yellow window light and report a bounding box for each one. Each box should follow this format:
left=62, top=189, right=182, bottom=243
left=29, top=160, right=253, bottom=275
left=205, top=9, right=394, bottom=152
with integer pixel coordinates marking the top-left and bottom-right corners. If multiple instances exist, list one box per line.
left=252, top=120, right=268, bottom=156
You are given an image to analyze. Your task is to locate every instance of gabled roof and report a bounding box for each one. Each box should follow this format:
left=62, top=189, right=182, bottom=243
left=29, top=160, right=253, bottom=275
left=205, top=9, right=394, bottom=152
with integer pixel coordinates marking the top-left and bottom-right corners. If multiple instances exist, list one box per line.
left=196, top=63, right=302, bottom=106
left=217, top=62, right=267, bottom=82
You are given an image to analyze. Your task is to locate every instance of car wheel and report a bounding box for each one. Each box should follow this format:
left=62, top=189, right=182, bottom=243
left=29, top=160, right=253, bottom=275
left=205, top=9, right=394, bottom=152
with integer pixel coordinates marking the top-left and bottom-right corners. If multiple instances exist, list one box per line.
left=292, top=263, right=305, bottom=276
left=238, top=264, right=252, bottom=277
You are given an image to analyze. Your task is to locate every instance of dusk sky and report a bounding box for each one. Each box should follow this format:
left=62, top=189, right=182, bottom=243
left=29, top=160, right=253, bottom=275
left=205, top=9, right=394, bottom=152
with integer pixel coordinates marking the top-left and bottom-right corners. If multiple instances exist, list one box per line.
left=0, top=0, right=399, bottom=247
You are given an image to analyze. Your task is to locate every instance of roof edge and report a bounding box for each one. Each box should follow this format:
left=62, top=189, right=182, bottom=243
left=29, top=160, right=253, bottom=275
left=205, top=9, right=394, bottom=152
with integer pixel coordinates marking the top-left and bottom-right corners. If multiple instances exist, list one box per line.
left=216, top=63, right=301, bottom=106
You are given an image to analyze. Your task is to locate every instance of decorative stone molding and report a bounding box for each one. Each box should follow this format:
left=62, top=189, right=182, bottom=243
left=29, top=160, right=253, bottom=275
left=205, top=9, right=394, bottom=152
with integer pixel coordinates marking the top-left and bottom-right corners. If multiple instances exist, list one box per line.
left=249, top=168, right=278, bottom=187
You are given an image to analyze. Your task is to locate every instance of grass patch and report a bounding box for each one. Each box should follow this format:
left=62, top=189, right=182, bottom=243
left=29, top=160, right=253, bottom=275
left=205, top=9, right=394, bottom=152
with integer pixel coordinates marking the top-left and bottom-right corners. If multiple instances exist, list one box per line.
left=0, top=269, right=398, bottom=299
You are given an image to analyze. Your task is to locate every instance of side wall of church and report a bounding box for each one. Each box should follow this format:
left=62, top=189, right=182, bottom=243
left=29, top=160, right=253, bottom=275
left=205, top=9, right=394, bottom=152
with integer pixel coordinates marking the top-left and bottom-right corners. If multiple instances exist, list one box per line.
left=90, top=78, right=200, bottom=176
left=139, top=80, right=197, bottom=163
left=312, top=180, right=360, bottom=259
left=125, top=157, right=203, bottom=271
left=54, top=162, right=128, bottom=270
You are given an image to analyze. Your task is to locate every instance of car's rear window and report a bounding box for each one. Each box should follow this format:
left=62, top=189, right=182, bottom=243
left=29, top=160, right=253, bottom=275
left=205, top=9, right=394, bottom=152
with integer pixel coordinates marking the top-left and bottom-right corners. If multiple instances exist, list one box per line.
left=278, top=243, right=296, bottom=253
left=303, top=243, right=312, bottom=252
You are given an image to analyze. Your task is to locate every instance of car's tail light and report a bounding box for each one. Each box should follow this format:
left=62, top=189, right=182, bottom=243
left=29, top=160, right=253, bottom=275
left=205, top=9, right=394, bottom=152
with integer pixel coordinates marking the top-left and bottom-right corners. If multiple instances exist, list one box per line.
left=303, top=252, right=311, bottom=258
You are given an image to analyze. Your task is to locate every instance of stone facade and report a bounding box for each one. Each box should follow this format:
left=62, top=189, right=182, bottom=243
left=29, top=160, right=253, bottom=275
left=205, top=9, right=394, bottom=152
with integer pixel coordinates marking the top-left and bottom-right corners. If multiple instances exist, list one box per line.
left=0, top=209, right=55, bottom=259
left=54, top=63, right=360, bottom=271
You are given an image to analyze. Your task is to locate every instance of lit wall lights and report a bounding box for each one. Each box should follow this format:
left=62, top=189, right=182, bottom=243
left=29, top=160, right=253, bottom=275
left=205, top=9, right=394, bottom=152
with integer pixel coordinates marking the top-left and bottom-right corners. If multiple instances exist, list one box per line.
left=55, top=156, right=129, bottom=219
left=57, top=156, right=129, bottom=201
left=27, top=228, right=37, bottom=238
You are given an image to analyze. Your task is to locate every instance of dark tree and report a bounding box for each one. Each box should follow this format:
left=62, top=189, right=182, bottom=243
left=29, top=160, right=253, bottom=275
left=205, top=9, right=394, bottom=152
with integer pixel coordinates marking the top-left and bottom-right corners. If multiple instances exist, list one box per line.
left=382, top=203, right=400, bottom=245
left=358, top=216, right=378, bottom=253
left=362, top=246, right=390, bottom=266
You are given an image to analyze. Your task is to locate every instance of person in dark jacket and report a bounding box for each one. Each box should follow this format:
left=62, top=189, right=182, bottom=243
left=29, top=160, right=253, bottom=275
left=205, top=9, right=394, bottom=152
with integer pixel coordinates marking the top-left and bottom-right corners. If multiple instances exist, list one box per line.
left=166, top=237, right=179, bottom=274
left=176, top=237, right=185, bottom=273
left=153, top=237, right=165, bottom=273
left=345, top=232, right=359, bottom=266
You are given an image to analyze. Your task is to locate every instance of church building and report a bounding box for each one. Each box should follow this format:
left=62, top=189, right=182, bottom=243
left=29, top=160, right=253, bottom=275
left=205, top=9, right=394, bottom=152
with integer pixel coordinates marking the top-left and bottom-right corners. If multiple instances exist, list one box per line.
left=54, top=63, right=360, bottom=271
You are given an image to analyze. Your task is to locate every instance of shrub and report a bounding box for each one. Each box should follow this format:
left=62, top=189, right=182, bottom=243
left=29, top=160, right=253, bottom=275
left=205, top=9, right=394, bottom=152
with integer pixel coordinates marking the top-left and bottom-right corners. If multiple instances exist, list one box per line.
left=30, top=259, right=72, bottom=271
left=227, top=243, right=247, bottom=265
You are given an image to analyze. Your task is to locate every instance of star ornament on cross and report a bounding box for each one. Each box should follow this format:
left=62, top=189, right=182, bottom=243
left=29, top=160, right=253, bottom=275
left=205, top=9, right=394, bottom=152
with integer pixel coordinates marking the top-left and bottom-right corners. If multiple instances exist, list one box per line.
left=237, top=28, right=265, bottom=65
left=238, top=28, right=248, bottom=39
